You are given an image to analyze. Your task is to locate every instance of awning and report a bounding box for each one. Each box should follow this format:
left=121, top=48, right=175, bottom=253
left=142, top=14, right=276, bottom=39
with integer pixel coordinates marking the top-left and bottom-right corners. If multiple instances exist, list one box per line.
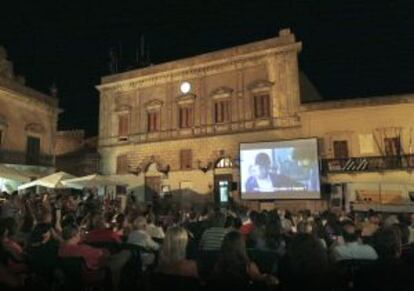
left=18, top=171, right=75, bottom=190
left=62, top=174, right=127, bottom=189
left=0, top=164, right=30, bottom=183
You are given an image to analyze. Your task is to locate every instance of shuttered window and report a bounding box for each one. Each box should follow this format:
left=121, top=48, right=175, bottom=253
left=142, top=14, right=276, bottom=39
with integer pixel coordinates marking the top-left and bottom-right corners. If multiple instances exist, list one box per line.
left=179, top=106, right=193, bottom=128
left=214, top=100, right=230, bottom=123
left=26, top=136, right=40, bottom=164
left=118, top=114, right=129, bottom=139
left=147, top=112, right=160, bottom=132
left=333, top=140, right=349, bottom=159
left=384, top=137, right=401, bottom=156
left=180, top=149, right=193, bottom=170
left=253, top=94, right=270, bottom=118
left=116, top=155, right=128, bottom=174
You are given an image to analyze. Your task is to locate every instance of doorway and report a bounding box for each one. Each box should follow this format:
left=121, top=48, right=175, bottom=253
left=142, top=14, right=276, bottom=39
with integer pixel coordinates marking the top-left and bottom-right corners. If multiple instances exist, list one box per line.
left=145, top=176, right=161, bottom=203
left=214, top=174, right=232, bottom=204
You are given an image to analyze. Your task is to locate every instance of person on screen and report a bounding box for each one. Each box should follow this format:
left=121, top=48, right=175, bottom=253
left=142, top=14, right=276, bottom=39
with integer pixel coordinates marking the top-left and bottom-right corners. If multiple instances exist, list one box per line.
left=245, top=152, right=303, bottom=193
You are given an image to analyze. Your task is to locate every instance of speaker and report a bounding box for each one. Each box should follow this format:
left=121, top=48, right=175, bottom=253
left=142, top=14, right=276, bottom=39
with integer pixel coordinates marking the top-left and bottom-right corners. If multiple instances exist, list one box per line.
left=321, top=183, right=332, bottom=195
left=231, top=182, right=238, bottom=191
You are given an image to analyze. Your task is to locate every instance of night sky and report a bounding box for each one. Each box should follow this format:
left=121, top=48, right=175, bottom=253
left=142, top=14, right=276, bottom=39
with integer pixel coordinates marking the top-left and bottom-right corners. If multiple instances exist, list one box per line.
left=0, top=0, right=413, bottom=136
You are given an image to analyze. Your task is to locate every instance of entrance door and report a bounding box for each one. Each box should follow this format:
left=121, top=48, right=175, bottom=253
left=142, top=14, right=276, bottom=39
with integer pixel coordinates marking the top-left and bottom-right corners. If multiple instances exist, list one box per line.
left=145, top=176, right=161, bottom=203
left=214, top=174, right=232, bottom=205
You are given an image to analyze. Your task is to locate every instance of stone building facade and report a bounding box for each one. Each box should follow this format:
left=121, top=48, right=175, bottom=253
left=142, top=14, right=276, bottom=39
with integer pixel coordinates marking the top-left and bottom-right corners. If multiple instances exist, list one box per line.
left=0, top=47, right=59, bottom=185
left=55, top=130, right=100, bottom=176
left=97, top=29, right=414, bottom=211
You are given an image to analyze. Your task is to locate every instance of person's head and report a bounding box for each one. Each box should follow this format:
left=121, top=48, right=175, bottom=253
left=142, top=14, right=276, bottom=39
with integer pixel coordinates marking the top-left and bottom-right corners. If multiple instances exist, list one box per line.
left=224, top=215, right=235, bottom=229
left=284, top=233, right=329, bottom=277
left=215, top=231, right=249, bottom=277
left=62, top=225, right=81, bottom=244
left=0, top=222, right=8, bottom=240
left=90, top=214, right=106, bottom=230
left=368, top=211, right=380, bottom=225
left=255, top=153, right=272, bottom=178
left=41, top=210, right=53, bottom=224
left=297, top=220, right=313, bottom=234
left=396, top=223, right=410, bottom=246
left=223, top=231, right=248, bottom=257
left=2, top=217, right=17, bottom=236
left=341, top=221, right=359, bottom=243
left=30, top=223, right=52, bottom=245
left=374, top=226, right=401, bottom=259
left=159, top=226, right=188, bottom=267
left=132, top=216, right=147, bottom=230
left=114, top=213, right=127, bottom=229
left=211, top=211, right=226, bottom=228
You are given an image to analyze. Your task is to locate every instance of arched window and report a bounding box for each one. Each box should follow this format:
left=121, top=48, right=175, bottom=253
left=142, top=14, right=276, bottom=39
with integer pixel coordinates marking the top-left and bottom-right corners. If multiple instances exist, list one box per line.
left=216, top=157, right=233, bottom=168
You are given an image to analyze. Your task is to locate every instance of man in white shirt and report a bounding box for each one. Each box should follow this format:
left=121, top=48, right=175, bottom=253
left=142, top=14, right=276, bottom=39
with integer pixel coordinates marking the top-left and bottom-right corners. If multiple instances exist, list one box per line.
left=331, top=221, right=378, bottom=262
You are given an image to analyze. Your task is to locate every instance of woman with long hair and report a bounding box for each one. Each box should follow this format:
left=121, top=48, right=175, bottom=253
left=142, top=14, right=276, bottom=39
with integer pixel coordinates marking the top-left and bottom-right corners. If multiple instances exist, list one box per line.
left=213, top=231, right=276, bottom=286
left=158, top=226, right=198, bottom=278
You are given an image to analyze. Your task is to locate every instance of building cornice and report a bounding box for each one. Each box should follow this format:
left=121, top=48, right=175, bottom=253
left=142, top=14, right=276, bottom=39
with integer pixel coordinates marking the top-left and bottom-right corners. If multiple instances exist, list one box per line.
left=300, top=94, right=414, bottom=112
left=97, top=38, right=301, bottom=93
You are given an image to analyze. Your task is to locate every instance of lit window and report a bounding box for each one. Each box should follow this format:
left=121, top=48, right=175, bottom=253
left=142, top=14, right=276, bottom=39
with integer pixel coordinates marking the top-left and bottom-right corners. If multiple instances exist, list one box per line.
left=216, top=157, right=233, bottom=168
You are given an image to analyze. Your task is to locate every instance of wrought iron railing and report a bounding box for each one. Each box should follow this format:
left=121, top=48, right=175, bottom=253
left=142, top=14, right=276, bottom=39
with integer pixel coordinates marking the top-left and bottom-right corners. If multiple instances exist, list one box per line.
left=322, top=154, right=414, bottom=174
left=0, top=149, right=54, bottom=167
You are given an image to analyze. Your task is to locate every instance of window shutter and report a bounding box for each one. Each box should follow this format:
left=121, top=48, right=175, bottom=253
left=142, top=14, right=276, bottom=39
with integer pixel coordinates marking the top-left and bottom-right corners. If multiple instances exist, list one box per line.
left=118, top=115, right=128, bottom=137
left=180, top=149, right=192, bottom=170
left=333, top=140, right=349, bottom=159
left=116, top=155, right=128, bottom=174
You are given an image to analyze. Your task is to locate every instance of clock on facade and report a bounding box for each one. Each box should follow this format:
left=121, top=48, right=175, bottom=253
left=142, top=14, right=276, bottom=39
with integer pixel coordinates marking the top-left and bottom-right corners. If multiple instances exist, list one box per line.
left=180, top=81, right=191, bottom=94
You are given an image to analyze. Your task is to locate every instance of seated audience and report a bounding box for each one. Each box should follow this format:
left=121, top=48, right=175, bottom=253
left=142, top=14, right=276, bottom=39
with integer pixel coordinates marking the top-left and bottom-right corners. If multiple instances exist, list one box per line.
left=157, top=226, right=198, bottom=278
left=59, top=225, right=109, bottom=271
left=212, top=231, right=277, bottom=287
left=355, top=226, right=414, bottom=290
left=280, top=233, right=340, bottom=291
left=84, top=213, right=122, bottom=244
left=146, top=212, right=165, bottom=240
left=199, top=212, right=230, bottom=251
left=26, top=223, right=60, bottom=275
left=128, top=216, right=160, bottom=269
left=331, top=220, right=378, bottom=262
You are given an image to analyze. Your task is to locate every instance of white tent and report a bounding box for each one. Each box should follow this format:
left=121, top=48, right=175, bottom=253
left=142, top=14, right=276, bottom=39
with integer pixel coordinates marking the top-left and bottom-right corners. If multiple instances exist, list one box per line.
left=17, top=171, right=75, bottom=190
left=62, top=174, right=127, bottom=189
left=105, top=174, right=141, bottom=189
left=0, top=164, right=30, bottom=183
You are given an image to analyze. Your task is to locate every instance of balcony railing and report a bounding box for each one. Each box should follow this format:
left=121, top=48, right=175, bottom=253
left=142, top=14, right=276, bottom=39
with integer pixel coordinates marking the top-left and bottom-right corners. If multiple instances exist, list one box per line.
left=0, top=149, right=54, bottom=167
left=322, top=154, right=414, bottom=174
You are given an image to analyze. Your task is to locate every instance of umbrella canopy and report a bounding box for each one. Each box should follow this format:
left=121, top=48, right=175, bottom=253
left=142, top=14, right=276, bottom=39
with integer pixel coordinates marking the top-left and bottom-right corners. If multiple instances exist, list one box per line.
left=105, top=174, right=141, bottom=189
left=18, top=171, right=75, bottom=190
left=62, top=174, right=127, bottom=189
left=0, top=164, right=30, bottom=183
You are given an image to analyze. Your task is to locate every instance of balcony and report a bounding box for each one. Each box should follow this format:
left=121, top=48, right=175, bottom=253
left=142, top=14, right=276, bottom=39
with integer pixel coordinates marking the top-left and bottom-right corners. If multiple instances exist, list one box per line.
left=0, top=149, right=54, bottom=167
left=322, top=154, right=414, bottom=174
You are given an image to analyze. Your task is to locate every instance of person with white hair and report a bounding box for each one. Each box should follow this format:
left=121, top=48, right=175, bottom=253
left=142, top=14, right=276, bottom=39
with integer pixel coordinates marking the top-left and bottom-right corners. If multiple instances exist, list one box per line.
left=127, top=216, right=160, bottom=269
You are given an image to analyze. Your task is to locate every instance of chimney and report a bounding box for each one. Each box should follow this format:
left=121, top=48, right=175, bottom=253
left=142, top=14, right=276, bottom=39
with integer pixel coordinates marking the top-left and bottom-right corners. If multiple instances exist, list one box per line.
left=50, top=82, right=58, bottom=98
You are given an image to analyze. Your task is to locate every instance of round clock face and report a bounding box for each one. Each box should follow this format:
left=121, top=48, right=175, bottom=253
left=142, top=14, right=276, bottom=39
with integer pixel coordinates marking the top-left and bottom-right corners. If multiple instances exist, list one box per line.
left=180, top=82, right=191, bottom=94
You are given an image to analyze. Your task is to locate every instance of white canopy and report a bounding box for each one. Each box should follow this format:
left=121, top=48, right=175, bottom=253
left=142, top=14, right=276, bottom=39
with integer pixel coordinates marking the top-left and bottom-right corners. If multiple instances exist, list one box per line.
left=105, top=174, right=141, bottom=189
left=0, top=164, right=30, bottom=183
left=62, top=174, right=127, bottom=189
left=18, top=171, right=75, bottom=190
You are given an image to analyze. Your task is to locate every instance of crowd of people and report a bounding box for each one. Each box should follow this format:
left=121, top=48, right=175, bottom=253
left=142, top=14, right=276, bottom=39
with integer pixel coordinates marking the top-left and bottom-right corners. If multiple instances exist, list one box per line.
left=0, top=190, right=414, bottom=291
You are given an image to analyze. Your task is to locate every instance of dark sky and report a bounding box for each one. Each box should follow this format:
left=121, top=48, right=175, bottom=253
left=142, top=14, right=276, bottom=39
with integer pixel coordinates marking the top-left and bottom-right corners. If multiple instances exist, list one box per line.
left=0, top=0, right=413, bottom=136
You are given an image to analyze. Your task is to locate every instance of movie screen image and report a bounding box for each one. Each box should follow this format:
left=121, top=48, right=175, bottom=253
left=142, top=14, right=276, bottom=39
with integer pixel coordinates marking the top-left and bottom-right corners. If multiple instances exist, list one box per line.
left=240, top=138, right=321, bottom=200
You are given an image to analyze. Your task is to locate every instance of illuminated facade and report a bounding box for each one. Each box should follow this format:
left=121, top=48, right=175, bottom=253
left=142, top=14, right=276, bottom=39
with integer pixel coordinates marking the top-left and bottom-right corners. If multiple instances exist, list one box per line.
left=0, top=47, right=59, bottom=185
left=97, top=29, right=414, bottom=211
